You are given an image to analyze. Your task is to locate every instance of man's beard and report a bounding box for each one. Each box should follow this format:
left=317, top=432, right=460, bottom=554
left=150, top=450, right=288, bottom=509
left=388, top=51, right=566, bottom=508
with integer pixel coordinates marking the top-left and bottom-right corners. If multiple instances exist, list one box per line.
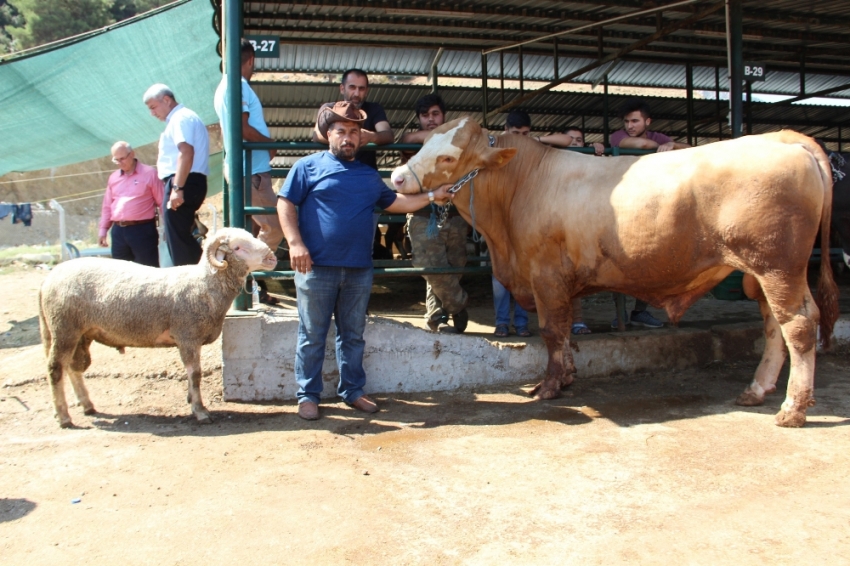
left=331, top=142, right=358, bottom=160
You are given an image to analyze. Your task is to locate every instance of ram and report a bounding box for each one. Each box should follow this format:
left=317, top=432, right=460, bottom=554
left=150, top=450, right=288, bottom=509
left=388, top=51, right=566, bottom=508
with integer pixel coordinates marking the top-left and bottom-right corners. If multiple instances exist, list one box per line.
left=38, top=227, right=277, bottom=427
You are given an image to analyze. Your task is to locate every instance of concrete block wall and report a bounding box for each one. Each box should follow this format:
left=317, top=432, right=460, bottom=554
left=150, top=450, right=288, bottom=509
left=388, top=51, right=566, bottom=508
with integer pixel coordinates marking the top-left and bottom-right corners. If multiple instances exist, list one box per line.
left=222, top=312, right=850, bottom=402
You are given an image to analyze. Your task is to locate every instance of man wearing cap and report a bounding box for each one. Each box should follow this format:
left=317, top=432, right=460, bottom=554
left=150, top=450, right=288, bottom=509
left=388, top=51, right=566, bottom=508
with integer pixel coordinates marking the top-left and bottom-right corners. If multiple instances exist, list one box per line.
left=98, top=141, right=163, bottom=267
left=278, top=101, right=452, bottom=421
left=312, top=68, right=393, bottom=169
left=143, top=83, right=210, bottom=266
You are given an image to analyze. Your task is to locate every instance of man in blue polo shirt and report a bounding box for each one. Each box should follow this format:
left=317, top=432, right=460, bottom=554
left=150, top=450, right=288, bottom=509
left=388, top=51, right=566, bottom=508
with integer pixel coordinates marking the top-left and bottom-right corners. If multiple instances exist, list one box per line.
left=214, top=39, right=284, bottom=305
left=278, top=101, right=452, bottom=421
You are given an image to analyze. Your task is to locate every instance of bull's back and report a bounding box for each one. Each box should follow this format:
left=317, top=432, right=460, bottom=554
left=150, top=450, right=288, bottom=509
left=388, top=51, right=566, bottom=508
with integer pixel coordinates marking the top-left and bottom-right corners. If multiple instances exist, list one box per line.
left=514, top=137, right=825, bottom=282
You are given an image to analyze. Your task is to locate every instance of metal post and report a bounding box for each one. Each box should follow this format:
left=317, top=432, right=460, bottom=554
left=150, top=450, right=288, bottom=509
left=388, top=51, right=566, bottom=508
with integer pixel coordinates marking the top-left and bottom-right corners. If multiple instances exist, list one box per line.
left=500, top=51, right=505, bottom=106
left=553, top=37, right=559, bottom=80
left=686, top=61, right=694, bottom=145
left=727, top=0, right=744, bottom=138
left=603, top=77, right=610, bottom=147
left=518, top=46, right=524, bottom=95
left=225, top=0, right=244, bottom=229
left=224, top=0, right=249, bottom=311
left=715, top=64, right=722, bottom=140
left=745, top=80, right=752, bottom=135
left=430, top=47, right=443, bottom=94
left=839, top=126, right=843, bottom=152
left=49, top=200, right=67, bottom=261
left=800, top=48, right=806, bottom=97
left=481, top=52, right=489, bottom=129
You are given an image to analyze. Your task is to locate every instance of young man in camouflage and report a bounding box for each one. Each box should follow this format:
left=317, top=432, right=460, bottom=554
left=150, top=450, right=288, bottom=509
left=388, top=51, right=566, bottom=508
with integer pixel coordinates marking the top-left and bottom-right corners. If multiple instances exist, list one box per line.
left=401, top=93, right=469, bottom=334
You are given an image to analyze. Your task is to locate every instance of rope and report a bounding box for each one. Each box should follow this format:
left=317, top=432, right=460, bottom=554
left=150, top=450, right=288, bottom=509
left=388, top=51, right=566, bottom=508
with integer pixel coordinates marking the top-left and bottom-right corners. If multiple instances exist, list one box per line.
left=0, top=170, right=112, bottom=185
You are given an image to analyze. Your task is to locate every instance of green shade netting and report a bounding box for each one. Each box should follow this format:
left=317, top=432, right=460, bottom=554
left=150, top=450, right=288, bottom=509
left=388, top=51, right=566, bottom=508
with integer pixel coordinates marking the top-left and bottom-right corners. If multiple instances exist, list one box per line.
left=0, top=0, right=221, bottom=176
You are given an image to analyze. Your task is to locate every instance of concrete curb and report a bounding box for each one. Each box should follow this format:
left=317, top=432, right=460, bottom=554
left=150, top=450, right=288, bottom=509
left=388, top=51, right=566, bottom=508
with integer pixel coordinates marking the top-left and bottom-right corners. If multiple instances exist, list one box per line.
left=222, top=312, right=850, bottom=402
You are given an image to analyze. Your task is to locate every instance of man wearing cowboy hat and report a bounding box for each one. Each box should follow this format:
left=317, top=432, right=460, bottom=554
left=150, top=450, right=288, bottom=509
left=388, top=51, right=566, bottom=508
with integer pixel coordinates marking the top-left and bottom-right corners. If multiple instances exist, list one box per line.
left=278, top=101, right=453, bottom=421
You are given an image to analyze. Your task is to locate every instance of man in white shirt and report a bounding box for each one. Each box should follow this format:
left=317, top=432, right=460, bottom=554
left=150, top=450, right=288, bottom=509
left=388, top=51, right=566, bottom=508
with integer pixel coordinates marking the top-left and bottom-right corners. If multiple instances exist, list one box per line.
left=143, top=83, right=210, bottom=266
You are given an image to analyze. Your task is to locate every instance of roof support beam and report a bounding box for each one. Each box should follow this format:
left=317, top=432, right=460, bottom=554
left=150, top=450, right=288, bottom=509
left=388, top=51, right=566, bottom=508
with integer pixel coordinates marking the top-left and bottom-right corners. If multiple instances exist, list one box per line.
left=771, top=83, right=850, bottom=106
left=486, top=1, right=725, bottom=118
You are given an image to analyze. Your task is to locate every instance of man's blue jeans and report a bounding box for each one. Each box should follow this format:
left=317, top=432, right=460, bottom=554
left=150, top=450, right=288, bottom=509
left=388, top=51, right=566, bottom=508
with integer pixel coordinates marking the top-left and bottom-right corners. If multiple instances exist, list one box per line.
left=294, top=266, right=373, bottom=405
left=492, top=276, right=528, bottom=328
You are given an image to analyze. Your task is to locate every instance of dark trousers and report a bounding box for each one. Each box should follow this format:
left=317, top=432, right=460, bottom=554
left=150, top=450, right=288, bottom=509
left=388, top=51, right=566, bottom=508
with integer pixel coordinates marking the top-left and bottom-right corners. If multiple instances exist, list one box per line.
left=163, top=173, right=207, bottom=266
left=111, top=221, right=159, bottom=267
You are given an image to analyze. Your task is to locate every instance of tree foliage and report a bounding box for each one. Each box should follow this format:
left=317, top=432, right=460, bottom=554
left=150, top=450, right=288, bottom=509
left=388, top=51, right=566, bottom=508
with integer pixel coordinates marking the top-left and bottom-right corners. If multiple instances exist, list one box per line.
left=1, top=0, right=171, bottom=54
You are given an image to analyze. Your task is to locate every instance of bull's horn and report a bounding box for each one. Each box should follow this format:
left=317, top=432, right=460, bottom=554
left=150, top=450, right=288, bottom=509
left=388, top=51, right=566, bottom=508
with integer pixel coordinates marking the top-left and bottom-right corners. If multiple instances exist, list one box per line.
left=205, top=232, right=230, bottom=270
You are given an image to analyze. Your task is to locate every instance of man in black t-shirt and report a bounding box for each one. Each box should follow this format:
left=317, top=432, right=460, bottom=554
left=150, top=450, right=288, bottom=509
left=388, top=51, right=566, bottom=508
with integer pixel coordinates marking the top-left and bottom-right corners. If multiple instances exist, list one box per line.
left=312, top=69, right=394, bottom=169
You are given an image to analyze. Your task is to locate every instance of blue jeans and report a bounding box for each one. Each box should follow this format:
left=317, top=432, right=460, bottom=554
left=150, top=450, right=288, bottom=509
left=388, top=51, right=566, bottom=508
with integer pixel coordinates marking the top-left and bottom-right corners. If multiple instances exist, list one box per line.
left=294, top=266, right=373, bottom=405
left=492, top=277, right=528, bottom=328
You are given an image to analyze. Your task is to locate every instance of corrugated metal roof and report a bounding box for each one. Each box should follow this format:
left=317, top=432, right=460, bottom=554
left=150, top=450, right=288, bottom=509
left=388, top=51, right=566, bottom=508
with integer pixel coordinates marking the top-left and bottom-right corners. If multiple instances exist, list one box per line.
left=233, top=0, right=850, bottom=78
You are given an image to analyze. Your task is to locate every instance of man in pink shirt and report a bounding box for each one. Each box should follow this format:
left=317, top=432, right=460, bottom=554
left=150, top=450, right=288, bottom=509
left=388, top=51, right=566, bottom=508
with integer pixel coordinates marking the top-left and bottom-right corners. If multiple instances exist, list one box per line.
left=609, top=98, right=691, bottom=152
left=98, top=141, right=164, bottom=267
left=609, top=99, right=689, bottom=329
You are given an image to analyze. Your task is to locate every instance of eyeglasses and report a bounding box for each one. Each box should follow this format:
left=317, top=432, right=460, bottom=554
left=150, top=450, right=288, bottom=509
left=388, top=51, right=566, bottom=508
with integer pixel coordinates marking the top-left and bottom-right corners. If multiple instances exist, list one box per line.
left=112, top=153, right=133, bottom=164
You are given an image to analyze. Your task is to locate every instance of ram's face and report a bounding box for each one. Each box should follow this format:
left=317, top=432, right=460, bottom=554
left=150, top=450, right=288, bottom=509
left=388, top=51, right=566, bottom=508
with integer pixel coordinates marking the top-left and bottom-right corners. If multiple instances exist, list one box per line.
left=211, top=229, right=277, bottom=271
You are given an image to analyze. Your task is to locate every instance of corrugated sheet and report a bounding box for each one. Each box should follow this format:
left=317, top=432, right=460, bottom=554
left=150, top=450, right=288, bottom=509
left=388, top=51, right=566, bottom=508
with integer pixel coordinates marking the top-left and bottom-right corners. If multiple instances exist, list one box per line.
left=255, top=45, right=849, bottom=99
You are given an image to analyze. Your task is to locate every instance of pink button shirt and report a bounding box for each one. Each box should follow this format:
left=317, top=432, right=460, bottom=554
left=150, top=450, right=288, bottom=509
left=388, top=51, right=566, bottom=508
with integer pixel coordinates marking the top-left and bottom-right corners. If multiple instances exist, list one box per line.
left=99, top=161, right=164, bottom=238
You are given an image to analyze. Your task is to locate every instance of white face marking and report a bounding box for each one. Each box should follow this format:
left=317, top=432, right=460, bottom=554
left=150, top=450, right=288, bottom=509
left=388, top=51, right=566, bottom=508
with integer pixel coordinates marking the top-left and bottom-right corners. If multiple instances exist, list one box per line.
left=410, top=118, right=467, bottom=180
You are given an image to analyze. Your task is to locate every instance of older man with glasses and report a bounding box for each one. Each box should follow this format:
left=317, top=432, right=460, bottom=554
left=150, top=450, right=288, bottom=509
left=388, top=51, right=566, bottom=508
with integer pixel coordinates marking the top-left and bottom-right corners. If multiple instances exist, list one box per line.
left=98, top=141, right=164, bottom=267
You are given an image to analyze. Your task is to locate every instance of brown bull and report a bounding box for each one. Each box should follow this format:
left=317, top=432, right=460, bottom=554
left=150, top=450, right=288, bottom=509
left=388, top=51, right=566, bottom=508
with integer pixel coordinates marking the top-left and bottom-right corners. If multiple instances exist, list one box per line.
left=390, top=118, right=839, bottom=427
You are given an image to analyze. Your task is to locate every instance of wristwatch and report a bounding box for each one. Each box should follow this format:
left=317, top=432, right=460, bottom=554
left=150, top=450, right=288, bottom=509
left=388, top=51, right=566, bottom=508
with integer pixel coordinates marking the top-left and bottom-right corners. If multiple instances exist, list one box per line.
left=428, top=191, right=435, bottom=203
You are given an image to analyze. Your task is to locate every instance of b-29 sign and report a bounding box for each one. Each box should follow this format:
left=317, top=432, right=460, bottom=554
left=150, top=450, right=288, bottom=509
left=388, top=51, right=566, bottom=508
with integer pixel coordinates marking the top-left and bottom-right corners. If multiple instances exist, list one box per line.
left=245, top=35, right=280, bottom=58
left=743, top=62, right=767, bottom=82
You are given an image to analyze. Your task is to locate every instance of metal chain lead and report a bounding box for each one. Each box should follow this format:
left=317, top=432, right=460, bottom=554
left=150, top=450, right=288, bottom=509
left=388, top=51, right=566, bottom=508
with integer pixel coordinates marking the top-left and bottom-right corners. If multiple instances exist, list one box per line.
left=436, top=169, right=479, bottom=228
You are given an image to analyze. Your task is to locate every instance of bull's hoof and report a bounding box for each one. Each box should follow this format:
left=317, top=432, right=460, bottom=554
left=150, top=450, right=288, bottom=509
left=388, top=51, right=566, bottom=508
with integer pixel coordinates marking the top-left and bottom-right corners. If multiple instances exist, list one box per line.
left=774, top=409, right=806, bottom=428
left=560, top=374, right=575, bottom=389
left=530, top=381, right=562, bottom=400
left=59, top=419, right=74, bottom=429
left=83, top=405, right=97, bottom=415
left=735, top=389, right=764, bottom=407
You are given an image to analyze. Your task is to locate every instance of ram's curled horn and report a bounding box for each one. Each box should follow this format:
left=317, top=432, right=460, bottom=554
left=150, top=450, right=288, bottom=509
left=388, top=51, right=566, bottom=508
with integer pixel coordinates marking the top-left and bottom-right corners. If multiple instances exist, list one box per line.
left=206, top=233, right=231, bottom=269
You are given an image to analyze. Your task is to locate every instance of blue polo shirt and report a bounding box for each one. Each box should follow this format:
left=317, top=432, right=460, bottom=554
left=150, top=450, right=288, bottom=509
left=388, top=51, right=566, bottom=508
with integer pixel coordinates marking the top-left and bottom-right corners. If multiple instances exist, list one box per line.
left=214, top=75, right=272, bottom=175
left=279, top=151, right=398, bottom=268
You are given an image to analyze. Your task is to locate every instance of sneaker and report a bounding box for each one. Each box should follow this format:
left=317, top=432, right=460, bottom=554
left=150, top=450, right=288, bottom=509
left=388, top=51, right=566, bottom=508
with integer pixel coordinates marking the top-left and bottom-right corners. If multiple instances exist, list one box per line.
left=452, top=309, right=469, bottom=333
left=630, top=310, right=663, bottom=328
left=427, top=315, right=450, bottom=332
left=611, top=316, right=631, bottom=329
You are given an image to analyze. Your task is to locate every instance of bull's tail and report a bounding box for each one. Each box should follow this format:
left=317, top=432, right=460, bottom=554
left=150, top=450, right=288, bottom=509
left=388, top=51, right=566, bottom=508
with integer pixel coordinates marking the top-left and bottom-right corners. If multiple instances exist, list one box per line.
left=798, top=135, right=840, bottom=349
left=762, top=131, right=839, bottom=348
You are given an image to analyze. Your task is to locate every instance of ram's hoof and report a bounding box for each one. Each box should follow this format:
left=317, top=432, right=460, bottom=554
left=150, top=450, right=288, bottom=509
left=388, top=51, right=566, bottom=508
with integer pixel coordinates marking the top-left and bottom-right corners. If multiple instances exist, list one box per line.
left=194, top=411, right=213, bottom=424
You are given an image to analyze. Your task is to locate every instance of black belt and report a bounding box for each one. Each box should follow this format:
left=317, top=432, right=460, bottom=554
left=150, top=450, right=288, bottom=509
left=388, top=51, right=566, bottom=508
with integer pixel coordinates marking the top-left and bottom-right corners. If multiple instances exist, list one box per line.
left=115, top=218, right=155, bottom=227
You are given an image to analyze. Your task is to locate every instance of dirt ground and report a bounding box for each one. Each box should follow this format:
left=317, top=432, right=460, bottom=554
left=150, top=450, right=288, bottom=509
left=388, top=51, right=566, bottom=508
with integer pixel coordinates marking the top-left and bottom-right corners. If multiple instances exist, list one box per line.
left=3, top=266, right=850, bottom=565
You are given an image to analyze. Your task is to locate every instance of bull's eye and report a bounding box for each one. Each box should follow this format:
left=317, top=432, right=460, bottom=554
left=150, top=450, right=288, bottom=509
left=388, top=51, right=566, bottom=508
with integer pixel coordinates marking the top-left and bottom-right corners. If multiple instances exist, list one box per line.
left=440, top=156, right=455, bottom=164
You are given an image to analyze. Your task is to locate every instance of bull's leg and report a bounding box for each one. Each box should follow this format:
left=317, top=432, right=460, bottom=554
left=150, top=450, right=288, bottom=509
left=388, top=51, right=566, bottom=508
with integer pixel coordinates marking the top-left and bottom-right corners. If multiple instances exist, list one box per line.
left=759, top=273, right=819, bottom=427
left=67, top=337, right=95, bottom=415
left=736, top=292, right=787, bottom=406
left=529, top=286, right=574, bottom=400
left=178, top=346, right=211, bottom=424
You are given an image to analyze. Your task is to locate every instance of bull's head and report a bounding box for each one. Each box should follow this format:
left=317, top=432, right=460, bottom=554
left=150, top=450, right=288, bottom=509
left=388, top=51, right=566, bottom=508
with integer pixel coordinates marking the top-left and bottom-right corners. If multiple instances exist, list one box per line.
left=390, top=118, right=517, bottom=194
left=205, top=227, right=278, bottom=272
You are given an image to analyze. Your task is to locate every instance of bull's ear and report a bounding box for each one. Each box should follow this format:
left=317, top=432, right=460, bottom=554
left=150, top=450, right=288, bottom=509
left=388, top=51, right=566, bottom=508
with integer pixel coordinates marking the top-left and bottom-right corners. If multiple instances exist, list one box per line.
left=481, top=147, right=517, bottom=169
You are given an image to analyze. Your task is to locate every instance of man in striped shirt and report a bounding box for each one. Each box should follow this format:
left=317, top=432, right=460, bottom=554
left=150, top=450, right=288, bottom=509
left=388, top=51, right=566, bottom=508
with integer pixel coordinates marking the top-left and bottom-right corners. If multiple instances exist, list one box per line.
left=98, top=141, right=163, bottom=267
